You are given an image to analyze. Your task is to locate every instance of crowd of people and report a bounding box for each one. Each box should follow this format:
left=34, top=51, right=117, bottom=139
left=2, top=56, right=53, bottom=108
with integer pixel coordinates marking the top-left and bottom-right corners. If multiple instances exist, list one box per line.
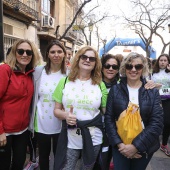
left=0, top=39, right=169, bottom=170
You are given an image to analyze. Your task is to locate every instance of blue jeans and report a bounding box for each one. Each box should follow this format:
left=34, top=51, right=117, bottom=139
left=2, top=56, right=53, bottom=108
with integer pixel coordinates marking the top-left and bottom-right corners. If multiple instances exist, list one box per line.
left=112, top=146, right=153, bottom=170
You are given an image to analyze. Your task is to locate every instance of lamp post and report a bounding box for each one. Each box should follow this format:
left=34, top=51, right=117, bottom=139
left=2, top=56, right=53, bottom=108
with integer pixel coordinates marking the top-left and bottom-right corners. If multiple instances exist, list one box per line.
left=168, top=24, right=170, bottom=57
left=88, top=20, right=93, bottom=46
left=103, top=39, right=107, bottom=54
left=0, top=0, right=4, bottom=62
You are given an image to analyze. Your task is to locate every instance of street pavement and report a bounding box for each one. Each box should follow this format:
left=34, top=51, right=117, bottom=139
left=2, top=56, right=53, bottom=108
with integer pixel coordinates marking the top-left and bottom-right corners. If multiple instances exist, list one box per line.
left=24, top=143, right=170, bottom=170
left=146, top=143, right=170, bottom=170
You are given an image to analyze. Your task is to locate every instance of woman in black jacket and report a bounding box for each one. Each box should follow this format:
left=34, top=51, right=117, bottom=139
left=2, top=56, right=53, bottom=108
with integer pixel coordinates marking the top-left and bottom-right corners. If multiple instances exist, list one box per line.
left=93, top=54, right=120, bottom=170
left=105, top=52, right=164, bottom=170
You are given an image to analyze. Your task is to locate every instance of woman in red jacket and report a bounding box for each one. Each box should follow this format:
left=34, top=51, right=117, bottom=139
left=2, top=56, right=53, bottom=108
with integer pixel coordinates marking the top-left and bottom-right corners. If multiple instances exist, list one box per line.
left=0, top=39, right=40, bottom=170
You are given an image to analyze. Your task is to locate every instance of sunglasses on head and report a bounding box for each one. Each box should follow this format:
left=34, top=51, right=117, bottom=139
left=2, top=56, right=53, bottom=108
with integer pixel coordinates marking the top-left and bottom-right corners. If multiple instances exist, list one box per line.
left=80, top=54, right=96, bottom=62
left=125, top=64, right=143, bottom=71
left=16, top=49, right=33, bottom=56
left=103, top=64, right=119, bottom=70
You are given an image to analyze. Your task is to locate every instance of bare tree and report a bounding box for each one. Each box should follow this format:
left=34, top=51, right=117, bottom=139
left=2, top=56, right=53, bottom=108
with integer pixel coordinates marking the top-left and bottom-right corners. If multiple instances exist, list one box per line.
left=123, top=0, right=170, bottom=57
left=97, top=29, right=116, bottom=54
left=80, top=15, right=113, bottom=45
left=77, top=6, right=114, bottom=45
left=55, top=0, right=115, bottom=49
left=155, top=30, right=170, bottom=54
left=56, top=0, right=92, bottom=41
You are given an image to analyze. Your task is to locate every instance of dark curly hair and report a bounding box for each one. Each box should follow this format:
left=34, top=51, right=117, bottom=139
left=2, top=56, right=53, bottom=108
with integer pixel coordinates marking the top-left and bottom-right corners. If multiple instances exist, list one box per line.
left=101, top=53, right=120, bottom=81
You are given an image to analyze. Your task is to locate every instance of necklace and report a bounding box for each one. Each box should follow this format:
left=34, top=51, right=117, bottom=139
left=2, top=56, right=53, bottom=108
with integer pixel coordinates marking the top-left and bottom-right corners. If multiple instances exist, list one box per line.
left=78, top=78, right=91, bottom=86
left=80, top=80, right=87, bottom=86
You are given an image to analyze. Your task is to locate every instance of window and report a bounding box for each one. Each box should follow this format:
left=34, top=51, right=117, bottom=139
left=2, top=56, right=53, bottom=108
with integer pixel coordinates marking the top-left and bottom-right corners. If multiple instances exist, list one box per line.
left=4, top=24, right=13, bottom=35
left=27, top=0, right=36, bottom=10
left=42, top=0, right=50, bottom=14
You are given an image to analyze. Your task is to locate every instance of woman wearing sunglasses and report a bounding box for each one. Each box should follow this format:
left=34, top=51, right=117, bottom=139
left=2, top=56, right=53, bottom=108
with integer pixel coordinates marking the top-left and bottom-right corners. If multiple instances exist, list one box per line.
left=152, top=54, right=170, bottom=157
left=53, top=46, right=108, bottom=170
left=28, top=40, right=66, bottom=170
left=0, top=39, right=40, bottom=170
left=101, top=54, right=120, bottom=91
left=105, top=52, right=163, bottom=170
left=93, top=54, right=120, bottom=170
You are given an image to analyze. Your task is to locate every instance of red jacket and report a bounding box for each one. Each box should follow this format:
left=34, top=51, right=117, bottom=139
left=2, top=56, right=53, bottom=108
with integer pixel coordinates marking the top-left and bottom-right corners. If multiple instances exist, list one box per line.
left=0, top=64, right=34, bottom=134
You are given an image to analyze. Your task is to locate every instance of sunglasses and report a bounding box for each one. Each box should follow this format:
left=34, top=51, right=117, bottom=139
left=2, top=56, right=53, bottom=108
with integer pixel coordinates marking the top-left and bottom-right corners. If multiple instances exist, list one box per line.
left=103, top=64, right=119, bottom=70
left=80, top=54, right=96, bottom=62
left=125, top=64, right=143, bottom=71
left=16, top=49, right=33, bottom=56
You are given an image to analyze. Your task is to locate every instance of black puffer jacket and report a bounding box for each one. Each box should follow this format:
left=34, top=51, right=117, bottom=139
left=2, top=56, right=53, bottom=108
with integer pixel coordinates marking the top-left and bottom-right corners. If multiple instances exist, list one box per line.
left=105, top=77, right=164, bottom=155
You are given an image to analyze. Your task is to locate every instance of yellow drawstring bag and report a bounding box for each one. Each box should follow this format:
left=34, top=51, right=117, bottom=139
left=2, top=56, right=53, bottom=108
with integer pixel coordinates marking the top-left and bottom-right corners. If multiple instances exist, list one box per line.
left=116, top=102, right=143, bottom=144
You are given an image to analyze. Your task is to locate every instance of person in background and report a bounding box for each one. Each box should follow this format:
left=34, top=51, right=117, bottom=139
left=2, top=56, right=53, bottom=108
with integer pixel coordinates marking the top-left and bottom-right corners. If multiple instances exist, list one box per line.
left=65, top=49, right=73, bottom=75
left=29, top=40, right=66, bottom=170
left=152, top=53, right=170, bottom=157
left=105, top=52, right=163, bottom=170
left=0, top=39, right=40, bottom=170
left=151, top=59, right=157, bottom=70
left=146, top=57, right=152, bottom=80
left=66, top=49, right=73, bottom=61
left=115, top=54, right=124, bottom=64
left=53, top=46, right=108, bottom=170
left=6, top=46, right=12, bottom=57
left=0, top=47, right=12, bottom=65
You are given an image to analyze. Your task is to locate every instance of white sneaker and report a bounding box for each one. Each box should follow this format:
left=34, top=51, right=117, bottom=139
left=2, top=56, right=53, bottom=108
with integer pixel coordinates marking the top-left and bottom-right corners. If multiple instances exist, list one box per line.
left=23, top=161, right=39, bottom=170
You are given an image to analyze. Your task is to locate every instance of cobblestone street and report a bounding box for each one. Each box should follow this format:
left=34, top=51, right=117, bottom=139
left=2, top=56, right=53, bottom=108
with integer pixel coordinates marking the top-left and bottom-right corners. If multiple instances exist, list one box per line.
left=24, top=143, right=170, bottom=170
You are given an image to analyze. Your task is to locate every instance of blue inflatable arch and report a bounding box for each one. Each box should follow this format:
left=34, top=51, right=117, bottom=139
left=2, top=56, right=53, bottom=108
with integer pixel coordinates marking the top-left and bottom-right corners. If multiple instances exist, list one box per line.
left=99, top=38, right=156, bottom=59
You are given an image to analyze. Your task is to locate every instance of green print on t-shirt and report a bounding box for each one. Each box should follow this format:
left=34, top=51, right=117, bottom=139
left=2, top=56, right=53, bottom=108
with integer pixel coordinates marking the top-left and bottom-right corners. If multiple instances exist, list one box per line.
left=77, top=95, right=93, bottom=105
left=43, top=94, right=50, bottom=102
left=77, top=99, right=93, bottom=105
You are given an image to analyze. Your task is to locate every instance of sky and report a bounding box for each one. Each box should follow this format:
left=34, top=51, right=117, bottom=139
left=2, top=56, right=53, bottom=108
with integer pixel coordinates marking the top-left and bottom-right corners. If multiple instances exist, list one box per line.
left=83, top=0, right=140, bottom=48
left=83, top=0, right=170, bottom=57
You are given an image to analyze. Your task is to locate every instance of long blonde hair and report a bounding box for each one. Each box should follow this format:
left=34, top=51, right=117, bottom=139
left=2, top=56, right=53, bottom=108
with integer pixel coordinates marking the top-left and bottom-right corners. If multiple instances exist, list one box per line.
left=6, top=39, right=41, bottom=70
left=69, top=46, right=102, bottom=85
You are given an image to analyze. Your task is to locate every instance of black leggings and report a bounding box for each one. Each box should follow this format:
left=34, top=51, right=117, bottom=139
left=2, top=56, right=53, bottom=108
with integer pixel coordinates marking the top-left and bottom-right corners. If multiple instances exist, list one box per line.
left=162, top=124, right=170, bottom=145
left=0, top=130, right=29, bottom=170
left=35, top=132, right=60, bottom=170
left=162, top=100, right=170, bottom=145
left=27, top=131, right=37, bottom=162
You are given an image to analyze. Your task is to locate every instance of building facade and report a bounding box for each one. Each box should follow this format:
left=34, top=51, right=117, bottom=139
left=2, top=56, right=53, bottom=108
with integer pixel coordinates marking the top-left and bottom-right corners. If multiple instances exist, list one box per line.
left=3, top=0, right=84, bottom=60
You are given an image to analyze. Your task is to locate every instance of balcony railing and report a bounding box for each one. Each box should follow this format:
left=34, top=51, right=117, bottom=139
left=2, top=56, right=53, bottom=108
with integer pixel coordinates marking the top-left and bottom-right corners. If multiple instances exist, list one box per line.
left=3, top=0, right=38, bottom=20
left=65, top=30, right=77, bottom=40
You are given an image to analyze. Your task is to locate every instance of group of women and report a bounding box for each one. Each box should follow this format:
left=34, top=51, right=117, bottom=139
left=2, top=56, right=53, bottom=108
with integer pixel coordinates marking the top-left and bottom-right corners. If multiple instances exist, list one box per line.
left=0, top=38, right=167, bottom=170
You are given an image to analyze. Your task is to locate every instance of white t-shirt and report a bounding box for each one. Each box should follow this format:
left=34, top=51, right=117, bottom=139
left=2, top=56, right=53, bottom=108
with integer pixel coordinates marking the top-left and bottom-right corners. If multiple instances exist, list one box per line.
left=127, top=85, right=145, bottom=129
left=34, top=69, right=65, bottom=134
left=127, top=85, right=139, bottom=105
left=152, top=69, right=170, bottom=98
left=53, top=78, right=108, bottom=149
